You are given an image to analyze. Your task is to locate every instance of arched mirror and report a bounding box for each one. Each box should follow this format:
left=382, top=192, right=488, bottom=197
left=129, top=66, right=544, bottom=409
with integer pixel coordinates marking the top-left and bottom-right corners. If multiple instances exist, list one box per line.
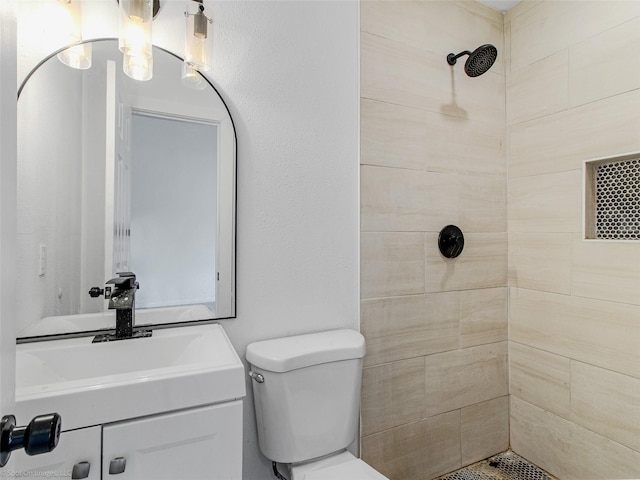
left=17, top=39, right=236, bottom=340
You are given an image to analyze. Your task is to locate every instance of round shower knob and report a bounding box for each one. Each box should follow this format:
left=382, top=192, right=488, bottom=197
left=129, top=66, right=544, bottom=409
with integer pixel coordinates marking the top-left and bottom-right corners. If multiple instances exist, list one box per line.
left=438, top=225, right=464, bottom=258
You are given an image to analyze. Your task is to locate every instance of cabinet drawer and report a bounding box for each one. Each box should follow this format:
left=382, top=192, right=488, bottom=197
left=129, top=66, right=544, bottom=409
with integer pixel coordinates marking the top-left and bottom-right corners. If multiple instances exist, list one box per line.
left=102, top=401, right=242, bottom=480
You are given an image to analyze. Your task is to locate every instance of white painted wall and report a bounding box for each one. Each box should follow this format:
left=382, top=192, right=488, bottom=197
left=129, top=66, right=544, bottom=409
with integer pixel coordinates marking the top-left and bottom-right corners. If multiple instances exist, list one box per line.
left=207, top=2, right=360, bottom=475
left=17, top=56, right=84, bottom=329
left=0, top=1, right=18, bottom=417
left=215, top=3, right=360, bottom=475
left=16, top=0, right=360, bottom=477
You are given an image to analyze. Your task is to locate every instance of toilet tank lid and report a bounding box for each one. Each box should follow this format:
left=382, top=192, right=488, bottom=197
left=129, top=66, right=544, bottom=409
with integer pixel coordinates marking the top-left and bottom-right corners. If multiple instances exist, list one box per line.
left=246, top=329, right=365, bottom=373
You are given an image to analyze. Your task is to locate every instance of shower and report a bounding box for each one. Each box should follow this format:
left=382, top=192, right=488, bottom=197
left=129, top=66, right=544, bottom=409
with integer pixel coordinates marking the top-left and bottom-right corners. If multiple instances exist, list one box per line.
left=447, top=44, right=498, bottom=77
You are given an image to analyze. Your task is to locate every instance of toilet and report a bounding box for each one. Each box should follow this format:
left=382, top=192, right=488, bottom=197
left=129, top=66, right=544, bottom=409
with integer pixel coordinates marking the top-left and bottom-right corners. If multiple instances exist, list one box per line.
left=246, top=329, right=389, bottom=480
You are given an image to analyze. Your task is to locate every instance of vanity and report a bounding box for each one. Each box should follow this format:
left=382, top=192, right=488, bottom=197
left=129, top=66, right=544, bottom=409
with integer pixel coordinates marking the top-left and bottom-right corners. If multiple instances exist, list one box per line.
left=12, top=324, right=245, bottom=479
left=12, top=3, right=242, bottom=476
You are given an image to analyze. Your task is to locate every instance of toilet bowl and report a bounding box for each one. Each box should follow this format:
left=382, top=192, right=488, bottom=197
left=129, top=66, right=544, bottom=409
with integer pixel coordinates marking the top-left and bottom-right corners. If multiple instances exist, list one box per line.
left=246, top=329, right=388, bottom=480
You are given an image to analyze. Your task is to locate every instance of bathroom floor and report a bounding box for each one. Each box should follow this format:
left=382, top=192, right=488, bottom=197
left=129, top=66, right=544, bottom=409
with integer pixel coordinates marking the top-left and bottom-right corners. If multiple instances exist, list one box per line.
left=437, top=451, right=558, bottom=480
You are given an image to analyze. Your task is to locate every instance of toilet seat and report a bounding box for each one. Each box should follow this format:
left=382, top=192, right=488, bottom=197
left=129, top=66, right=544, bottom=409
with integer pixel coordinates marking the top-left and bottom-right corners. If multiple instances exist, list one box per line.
left=291, top=451, right=389, bottom=480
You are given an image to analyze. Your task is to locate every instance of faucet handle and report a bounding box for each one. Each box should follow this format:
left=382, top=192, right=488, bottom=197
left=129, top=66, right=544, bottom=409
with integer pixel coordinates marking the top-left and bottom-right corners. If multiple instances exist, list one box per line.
left=88, top=287, right=104, bottom=298
left=88, top=286, right=112, bottom=299
left=116, top=271, right=136, bottom=279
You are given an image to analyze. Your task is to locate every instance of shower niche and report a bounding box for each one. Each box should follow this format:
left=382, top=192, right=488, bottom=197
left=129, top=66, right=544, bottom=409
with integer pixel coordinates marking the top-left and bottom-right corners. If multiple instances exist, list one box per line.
left=584, top=152, right=640, bottom=241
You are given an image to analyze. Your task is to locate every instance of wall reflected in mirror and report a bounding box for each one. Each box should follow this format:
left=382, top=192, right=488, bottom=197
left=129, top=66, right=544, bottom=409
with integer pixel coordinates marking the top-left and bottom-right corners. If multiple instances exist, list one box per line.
left=17, top=39, right=236, bottom=339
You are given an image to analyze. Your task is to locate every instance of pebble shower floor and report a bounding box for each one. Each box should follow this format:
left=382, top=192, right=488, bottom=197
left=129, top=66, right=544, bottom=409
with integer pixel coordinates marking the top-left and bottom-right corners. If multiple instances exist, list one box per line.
left=436, top=451, right=558, bottom=480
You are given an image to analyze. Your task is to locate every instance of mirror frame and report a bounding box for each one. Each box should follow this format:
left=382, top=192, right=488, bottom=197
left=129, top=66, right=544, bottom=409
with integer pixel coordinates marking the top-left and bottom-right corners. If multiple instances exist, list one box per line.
left=17, top=38, right=237, bottom=342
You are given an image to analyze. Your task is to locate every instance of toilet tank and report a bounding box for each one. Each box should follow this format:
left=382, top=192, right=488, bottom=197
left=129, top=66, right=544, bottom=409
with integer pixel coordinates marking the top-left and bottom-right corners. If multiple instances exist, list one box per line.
left=246, top=329, right=366, bottom=464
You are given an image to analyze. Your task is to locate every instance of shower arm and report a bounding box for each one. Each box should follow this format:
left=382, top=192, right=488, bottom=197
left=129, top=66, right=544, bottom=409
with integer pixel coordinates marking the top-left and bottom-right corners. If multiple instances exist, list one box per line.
left=447, top=51, right=472, bottom=65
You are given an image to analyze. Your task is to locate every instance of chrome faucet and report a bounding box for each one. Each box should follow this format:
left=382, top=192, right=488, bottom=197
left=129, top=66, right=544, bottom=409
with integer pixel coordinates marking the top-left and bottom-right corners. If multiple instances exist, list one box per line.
left=107, top=272, right=138, bottom=339
left=89, top=272, right=151, bottom=342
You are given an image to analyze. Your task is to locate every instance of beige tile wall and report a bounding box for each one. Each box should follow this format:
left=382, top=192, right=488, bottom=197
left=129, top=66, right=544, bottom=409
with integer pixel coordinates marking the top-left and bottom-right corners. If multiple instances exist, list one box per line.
left=507, top=1, right=640, bottom=478
left=362, top=2, right=640, bottom=478
left=360, top=2, right=508, bottom=479
left=510, top=396, right=640, bottom=480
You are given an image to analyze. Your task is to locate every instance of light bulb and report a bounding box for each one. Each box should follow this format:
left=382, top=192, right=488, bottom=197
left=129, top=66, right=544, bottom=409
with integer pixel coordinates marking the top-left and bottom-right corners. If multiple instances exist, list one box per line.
left=119, top=0, right=152, bottom=58
left=181, top=63, right=207, bottom=90
left=184, top=1, right=213, bottom=72
left=123, top=52, right=153, bottom=81
left=124, top=22, right=148, bottom=55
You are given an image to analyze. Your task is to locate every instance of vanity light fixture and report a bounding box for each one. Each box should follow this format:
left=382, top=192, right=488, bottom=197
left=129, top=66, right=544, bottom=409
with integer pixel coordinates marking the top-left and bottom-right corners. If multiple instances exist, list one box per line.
left=118, top=0, right=154, bottom=80
left=56, top=0, right=213, bottom=86
left=56, top=0, right=92, bottom=70
left=182, top=0, right=213, bottom=89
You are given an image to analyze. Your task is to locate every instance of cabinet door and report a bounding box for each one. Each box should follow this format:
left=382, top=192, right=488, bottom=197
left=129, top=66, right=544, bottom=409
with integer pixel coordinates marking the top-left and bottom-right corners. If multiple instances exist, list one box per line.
left=10, top=426, right=101, bottom=479
left=102, top=401, right=242, bottom=480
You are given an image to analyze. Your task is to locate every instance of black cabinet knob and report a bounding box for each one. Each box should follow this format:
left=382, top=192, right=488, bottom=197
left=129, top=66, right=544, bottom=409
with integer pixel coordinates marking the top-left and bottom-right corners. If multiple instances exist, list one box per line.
left=0, top=413, right=62, bottom=466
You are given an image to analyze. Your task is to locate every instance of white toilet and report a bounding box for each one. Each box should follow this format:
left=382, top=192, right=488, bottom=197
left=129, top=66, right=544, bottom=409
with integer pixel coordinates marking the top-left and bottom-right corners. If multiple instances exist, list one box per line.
left=246, top=329, right=389, bottom=480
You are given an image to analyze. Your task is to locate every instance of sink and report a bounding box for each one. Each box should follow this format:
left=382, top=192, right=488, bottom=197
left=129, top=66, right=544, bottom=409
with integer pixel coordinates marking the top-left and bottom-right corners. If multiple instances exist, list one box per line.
left=18, top=304, right=215, bottom=338
left=15, top=324, right=245, bottom=431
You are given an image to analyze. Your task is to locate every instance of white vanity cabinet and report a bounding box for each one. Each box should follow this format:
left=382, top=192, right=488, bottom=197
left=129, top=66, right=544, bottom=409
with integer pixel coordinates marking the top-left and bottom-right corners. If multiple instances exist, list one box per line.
left=9, top=401, right=242, bottom=480
left=102, top=401, right=243, bottom=479
left=14, top=324, right=246, bottom=479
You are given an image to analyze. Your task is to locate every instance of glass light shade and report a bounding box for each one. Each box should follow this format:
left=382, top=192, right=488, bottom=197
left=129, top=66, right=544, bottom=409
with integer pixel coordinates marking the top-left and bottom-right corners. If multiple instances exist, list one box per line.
left=55, top=0, right=92, bottom=70
left=57, top=43, right=92, bottom=70
left=123, top=52, right=153, bottom=81
left=181, top=63, right=207, bottom=90
left=119, top=0, right=153, bottom=58
left=184, top=1, right=213, bottom=72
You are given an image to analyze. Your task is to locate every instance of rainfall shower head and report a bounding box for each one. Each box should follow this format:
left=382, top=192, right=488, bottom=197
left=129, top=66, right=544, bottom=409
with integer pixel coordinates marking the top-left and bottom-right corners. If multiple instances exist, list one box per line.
left=447, top=44, right=498, bottom=77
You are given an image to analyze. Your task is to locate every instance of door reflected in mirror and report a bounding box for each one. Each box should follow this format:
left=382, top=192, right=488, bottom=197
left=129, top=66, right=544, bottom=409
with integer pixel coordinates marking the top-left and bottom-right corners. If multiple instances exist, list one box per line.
left=17, top=39, right=236, bottom=339
left=130, top=113, right=218, bottom=310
